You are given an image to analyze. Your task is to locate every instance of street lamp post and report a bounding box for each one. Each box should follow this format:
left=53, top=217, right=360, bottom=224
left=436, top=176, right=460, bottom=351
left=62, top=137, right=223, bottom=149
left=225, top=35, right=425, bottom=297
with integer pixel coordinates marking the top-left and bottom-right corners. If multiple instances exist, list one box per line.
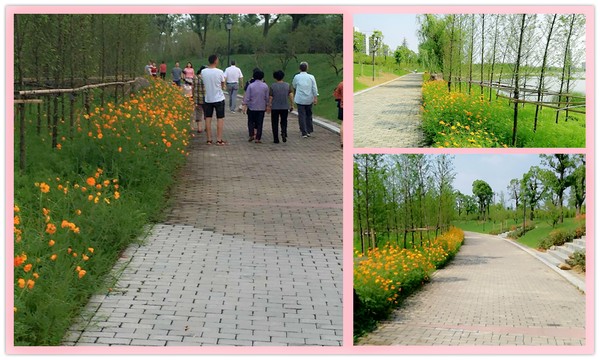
left=226, top=18, right=233, bottom=68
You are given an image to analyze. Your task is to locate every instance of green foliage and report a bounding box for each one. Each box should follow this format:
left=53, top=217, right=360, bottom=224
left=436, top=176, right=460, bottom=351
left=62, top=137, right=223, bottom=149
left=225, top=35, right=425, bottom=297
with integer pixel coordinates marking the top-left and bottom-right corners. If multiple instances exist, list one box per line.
left=539, top=229, right=575, bottom=249
left=567, top=251, right=586, bottom=272
left=14, top=80, right=192, bottom=345
left=420, top=80, right=585, bottom=148
left=507, top=222, right=536, bottom=239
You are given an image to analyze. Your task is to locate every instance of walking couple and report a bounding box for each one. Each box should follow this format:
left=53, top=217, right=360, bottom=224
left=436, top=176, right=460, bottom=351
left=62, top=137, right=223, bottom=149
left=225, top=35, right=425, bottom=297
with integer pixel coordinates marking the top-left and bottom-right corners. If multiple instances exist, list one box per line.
left=242, top=61, right=318, bottom=144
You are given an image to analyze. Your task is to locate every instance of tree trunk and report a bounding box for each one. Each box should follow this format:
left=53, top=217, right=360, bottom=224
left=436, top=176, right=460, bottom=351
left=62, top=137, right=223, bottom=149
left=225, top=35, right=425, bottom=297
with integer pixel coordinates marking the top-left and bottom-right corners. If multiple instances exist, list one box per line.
left=480, top=14, right=485, bottom=96
left=468, top=14, right=475, bottom=95
left=555, top=14, right=576, bottom=124
left=534, top=14, right=557, bottom=132
left=511, top=14, right=527, bottom=147
left=447, top=15, right=455, bottom=93
left=489, top=15, right=499, bottom=102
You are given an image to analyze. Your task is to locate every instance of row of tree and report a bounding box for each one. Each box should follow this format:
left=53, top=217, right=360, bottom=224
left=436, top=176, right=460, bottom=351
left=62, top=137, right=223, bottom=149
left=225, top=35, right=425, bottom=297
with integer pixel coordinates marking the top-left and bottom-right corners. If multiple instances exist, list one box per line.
left=417, top=14, right=586, bottom=144
left=158, top=14, right=342, bottom=65
left=354, top=154, right=586, bottom=251
left=353, top=30, right=419, bottom=69
left=354, top=154, right=455, bottom=252
left=14, top=14, right=342, bottom=89
left=456, top=154, right=585, bottom=226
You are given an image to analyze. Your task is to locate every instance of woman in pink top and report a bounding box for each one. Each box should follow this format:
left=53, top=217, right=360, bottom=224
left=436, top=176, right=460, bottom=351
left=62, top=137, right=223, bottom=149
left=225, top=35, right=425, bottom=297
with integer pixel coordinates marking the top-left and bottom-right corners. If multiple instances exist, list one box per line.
left=183, top=62, right=195, bottom=85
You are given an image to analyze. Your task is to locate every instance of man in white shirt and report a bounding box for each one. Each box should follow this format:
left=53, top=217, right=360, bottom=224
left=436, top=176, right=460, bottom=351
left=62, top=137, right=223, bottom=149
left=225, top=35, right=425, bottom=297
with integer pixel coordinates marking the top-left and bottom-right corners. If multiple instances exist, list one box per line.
left=224, top=60, right=244, bottom=113
left=201, top=54, right=227, bottom=145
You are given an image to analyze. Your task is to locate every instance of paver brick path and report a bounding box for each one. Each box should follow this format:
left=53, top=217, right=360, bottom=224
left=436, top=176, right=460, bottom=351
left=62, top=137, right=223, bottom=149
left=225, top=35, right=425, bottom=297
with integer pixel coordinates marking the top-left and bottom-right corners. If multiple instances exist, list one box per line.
left=65, top=100, right=342, bottom=346
left=357, top=232, right=586, bottom=346
left=353, top=73, right=425, bottom=148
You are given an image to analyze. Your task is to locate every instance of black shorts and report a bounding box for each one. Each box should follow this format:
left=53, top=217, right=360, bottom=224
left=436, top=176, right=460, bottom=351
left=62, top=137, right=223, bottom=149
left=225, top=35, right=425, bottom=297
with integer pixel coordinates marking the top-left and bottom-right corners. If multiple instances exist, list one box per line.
left=203, top=100, right=225, bottom=118
left=337, top=107, right=343, bottom=121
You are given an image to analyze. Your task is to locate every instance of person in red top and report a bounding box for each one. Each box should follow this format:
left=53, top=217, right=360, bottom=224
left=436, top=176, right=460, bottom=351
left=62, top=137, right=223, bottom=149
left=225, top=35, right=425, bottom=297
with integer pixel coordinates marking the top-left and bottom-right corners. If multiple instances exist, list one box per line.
left=333, top=81, right=343, bottom=148
left=150, top=62, right=158, bottom=77
left=159, top=60, right=167, bottom=80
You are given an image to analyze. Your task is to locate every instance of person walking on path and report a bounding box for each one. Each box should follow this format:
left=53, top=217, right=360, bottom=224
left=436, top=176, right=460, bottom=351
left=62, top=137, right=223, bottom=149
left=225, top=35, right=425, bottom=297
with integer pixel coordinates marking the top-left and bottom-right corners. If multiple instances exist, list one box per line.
left=144, top=60, right=153, bottom=76
left=242, top=70, right=269, bottom=143
left=159, top=60, right=167, bottom=80
left=292, top=62, right=318, bottom=138
left=201, top=55, right=227, bottom=146
left=150, top=62, right=158, bottom=77
left=333, top=81, right=343, bottom=147
left=183, top=62, right=195, bottom=85
left=172, top=61, right=183, bottom=87
left=224, top=60, right=244, bottom=113
left=192, top=66, right=206, bottom=133
left=269, top=70, right=294, bottom=144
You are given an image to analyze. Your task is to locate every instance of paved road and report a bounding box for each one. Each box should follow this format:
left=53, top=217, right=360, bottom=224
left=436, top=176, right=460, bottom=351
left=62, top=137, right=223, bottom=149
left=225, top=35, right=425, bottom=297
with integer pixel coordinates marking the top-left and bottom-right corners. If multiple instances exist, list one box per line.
left=357, top=232, right=586, bottom=346
left=64, top=102, right=343, bottom=346
left=353, top=73, right=425, bottom=148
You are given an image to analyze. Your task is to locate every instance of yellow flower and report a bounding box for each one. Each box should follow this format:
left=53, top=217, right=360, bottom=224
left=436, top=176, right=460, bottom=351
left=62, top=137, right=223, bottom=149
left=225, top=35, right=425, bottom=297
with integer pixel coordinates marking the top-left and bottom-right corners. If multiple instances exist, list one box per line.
left=88, top=248, right=94, bottom=254
left=82, top=254, right=89, bottom=261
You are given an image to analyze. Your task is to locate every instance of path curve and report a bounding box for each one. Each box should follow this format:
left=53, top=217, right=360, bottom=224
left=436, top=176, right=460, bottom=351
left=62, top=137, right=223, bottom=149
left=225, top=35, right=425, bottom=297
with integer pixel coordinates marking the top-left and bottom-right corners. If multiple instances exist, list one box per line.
left=64, top=98, right=343, bottom=346
left=357, top=231, right=586, bottom=346
left=353, top=73, right=425, bottom=148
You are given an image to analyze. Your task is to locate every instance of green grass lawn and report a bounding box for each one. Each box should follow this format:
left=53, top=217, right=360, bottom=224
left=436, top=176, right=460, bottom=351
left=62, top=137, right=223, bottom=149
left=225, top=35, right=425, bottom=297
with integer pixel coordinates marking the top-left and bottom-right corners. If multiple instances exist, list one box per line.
left=453, top=219, right=515, bottom=234
left=454, top=217, right=580, bottom=249
left=168, top=54, right=342, bottom=122
left=517, top=218, right=579, bottom=248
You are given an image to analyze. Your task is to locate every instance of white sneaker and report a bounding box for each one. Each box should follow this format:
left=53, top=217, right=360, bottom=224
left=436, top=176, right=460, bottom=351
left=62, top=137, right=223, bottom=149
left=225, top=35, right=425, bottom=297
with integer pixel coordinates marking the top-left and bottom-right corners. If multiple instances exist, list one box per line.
left=302, top=135, right=308, bottom=138
left=307, top=133, right=312, bottom=137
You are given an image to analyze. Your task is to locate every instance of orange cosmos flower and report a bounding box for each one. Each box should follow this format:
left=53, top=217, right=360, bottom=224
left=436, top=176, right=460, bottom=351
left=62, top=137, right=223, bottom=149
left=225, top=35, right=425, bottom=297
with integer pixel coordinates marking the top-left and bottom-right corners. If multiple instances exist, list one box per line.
left=40, top=182, right=50, bottom=193
left=82, top=254, right=89, bottom=261
left=14, top=205, right=20, bottom=213
left=33, top=273, right=39, bottom=279
left=50, top=254, right=57, bottom=261
left=48, top=239, right=55, bottom=247
left=88, top=248, right=94, bottom=254
left=114, top=191, right=120, bottom=200
left=88, top=195, right=94, bottom=201
left=46, top=223, right=57, bottom=235
left=75, top=209, right=82, bottom=215
left=56, top=143, right=62, bottom=150
left=14, top=256, right=25, bottom=267
left=17, top=278, right=25, bottom=289
left=86, top=177, right=96, bottom=187
left=14, top=216, right=20, bottom=225
left=78, top=270, right=87, bottom=279
left=27, top=280, right=35, bottom=289
left=23, top=264, right=32, bottom=272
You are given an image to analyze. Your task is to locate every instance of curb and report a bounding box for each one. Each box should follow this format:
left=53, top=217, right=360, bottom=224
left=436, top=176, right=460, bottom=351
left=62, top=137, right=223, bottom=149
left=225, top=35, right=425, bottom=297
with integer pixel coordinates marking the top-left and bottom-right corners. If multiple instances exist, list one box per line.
left=353, top=72, right=423, bottom=96
left=498, top=235, right=586, bottom=293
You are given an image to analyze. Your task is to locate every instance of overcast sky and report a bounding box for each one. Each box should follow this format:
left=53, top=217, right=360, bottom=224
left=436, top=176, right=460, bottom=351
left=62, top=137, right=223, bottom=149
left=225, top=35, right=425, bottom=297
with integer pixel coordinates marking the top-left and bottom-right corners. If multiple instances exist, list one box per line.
left=353, top=14, right=420, bottom=53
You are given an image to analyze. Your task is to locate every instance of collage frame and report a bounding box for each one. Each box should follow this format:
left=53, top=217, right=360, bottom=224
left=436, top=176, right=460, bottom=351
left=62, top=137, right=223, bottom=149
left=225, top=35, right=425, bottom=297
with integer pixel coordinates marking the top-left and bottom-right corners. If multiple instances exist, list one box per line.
left=4, top=2, right=596, bottom=357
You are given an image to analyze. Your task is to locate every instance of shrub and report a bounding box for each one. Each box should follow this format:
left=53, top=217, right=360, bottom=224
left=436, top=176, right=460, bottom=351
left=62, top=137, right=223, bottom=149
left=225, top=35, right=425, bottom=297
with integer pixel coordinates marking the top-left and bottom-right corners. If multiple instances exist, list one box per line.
left=539, top=229, right=575, bottom=250
left=567, top=251, right=586, bottom=272
left=353, top=227, right=464, bottom=339
left=507, top=222, right=535, bottom=239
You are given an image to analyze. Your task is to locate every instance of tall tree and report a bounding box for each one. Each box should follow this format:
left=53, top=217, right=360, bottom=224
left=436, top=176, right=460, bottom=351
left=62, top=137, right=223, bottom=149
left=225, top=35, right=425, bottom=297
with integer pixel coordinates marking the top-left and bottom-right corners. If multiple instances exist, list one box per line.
left=521, top=166, right=545, bottom=221
left=533, top=14, right=557, bottom=131
left=472, top=180, right=493, bottom=220
left=540, top=154, right=575, bottom=223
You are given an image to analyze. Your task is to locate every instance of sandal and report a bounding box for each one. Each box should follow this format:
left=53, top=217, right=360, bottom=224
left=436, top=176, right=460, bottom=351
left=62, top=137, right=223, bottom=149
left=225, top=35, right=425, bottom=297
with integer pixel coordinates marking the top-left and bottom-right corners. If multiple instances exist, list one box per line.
left=206, top=140, right=213, bottom=145
left=216, top=140, right=227, bottom=146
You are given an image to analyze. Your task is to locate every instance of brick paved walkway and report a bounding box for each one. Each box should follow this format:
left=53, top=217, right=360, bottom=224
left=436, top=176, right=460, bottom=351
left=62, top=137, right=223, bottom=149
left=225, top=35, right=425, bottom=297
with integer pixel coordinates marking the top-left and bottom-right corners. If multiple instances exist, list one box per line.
left=64, top=104, right=342, bottom=346
left=356, top=232, right=586, bottom=346
left=353, top=73, right=425, bottom=148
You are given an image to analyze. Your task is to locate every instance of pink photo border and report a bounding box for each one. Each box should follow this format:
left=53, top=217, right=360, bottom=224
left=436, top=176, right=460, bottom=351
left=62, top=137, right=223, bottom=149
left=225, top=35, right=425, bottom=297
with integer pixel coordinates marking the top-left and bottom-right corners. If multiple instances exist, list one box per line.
left=5, top=4, right=595, bottom=356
